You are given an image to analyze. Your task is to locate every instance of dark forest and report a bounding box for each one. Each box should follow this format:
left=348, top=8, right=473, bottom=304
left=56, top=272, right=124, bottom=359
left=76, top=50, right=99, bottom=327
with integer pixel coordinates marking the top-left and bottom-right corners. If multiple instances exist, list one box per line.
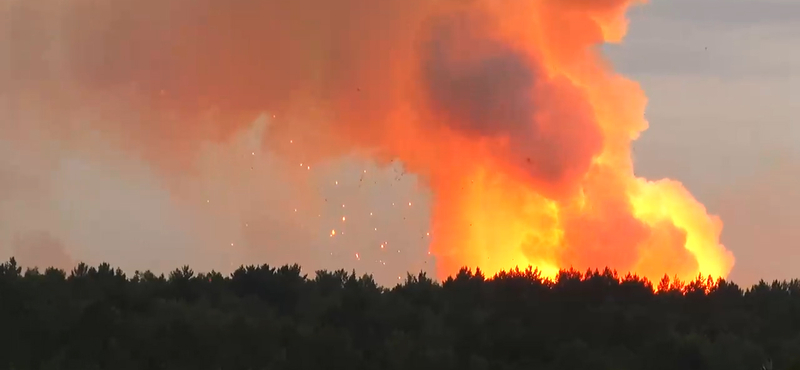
left=0, top=257, right=795, bottom=370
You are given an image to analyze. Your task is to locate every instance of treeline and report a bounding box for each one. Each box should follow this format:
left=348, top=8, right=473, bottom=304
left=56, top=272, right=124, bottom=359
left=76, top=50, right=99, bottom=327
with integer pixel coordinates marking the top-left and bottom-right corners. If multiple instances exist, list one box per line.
left=0, top=257, right=797, bottom=370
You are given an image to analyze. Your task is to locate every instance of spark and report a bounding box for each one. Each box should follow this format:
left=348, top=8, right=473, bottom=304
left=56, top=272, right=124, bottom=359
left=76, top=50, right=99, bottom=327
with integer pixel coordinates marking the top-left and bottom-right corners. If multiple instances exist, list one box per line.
left=355, top=253, right=360, bottom=260
left=251, top=152, right=255, bottom=156
left=289, top=140, right=293, bottom=144
left=369, top=212, right=373, bottom=216
left=330, top=229, right=336, bottom=237
left=294, top=209, right=298, bottom=212
left=342, top=216, right=346, bottom=222
left=230, top=243, right=234, bottom=246
left=426, top=232, right=430, bottom=236
left=380, top=244, right=385, bottom=249
left=335, top=181, right=339, bottom=185
left=307, top=166, right=311, bottom=170
left=342, top=204, right=346, bottom=208
left=408, top=202, right=412, bottom=206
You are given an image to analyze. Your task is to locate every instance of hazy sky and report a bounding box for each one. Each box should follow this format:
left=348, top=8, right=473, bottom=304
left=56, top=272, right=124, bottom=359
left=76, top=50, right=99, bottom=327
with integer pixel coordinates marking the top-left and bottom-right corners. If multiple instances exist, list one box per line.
left=1, top=0, right=797, bottom=286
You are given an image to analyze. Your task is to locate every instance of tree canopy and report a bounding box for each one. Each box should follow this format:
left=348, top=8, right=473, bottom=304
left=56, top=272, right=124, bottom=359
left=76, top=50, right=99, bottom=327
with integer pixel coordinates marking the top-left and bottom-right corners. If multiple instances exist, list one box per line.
left=0, top=257, right=796, bottom=370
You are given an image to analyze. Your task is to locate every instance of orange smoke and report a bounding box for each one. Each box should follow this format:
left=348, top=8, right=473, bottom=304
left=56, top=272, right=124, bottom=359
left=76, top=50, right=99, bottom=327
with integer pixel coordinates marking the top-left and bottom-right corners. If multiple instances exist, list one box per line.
left=1, top=0, right=734, bottom=282
left=413, top=0, right=736, bottom=282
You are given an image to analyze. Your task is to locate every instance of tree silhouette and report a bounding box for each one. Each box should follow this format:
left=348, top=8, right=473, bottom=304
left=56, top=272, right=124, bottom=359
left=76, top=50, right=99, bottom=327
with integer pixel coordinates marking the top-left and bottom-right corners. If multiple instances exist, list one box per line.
left=1, top=256, right=798, bottom=369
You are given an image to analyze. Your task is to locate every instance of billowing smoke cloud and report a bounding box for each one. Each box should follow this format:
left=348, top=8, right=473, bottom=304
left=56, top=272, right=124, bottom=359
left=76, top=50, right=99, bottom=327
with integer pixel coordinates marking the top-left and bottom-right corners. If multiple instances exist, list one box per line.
left=0, top=0, right=734, bottom=282
left=421, top=12, right=603, bottom=198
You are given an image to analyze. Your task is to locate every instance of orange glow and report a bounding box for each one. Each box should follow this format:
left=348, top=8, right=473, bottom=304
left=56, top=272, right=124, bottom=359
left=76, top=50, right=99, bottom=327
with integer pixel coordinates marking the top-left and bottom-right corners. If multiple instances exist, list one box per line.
left=416, top=0, right=732, bottom=282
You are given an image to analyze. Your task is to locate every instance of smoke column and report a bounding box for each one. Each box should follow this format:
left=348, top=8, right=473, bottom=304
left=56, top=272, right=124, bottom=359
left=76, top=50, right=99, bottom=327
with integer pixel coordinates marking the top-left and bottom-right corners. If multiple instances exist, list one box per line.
left=0, top=0, right=734, bottom=281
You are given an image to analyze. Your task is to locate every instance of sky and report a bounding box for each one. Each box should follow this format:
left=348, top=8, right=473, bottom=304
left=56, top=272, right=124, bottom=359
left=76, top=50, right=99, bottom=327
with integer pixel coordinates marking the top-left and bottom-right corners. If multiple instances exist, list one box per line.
left=0, top=0, right=798, bottom=286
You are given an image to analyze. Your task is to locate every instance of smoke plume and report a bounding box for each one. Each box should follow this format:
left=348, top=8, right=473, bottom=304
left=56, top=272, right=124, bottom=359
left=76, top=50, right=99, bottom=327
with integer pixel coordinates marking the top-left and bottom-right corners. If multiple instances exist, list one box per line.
left=0, top=0, right=734, bottom=281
